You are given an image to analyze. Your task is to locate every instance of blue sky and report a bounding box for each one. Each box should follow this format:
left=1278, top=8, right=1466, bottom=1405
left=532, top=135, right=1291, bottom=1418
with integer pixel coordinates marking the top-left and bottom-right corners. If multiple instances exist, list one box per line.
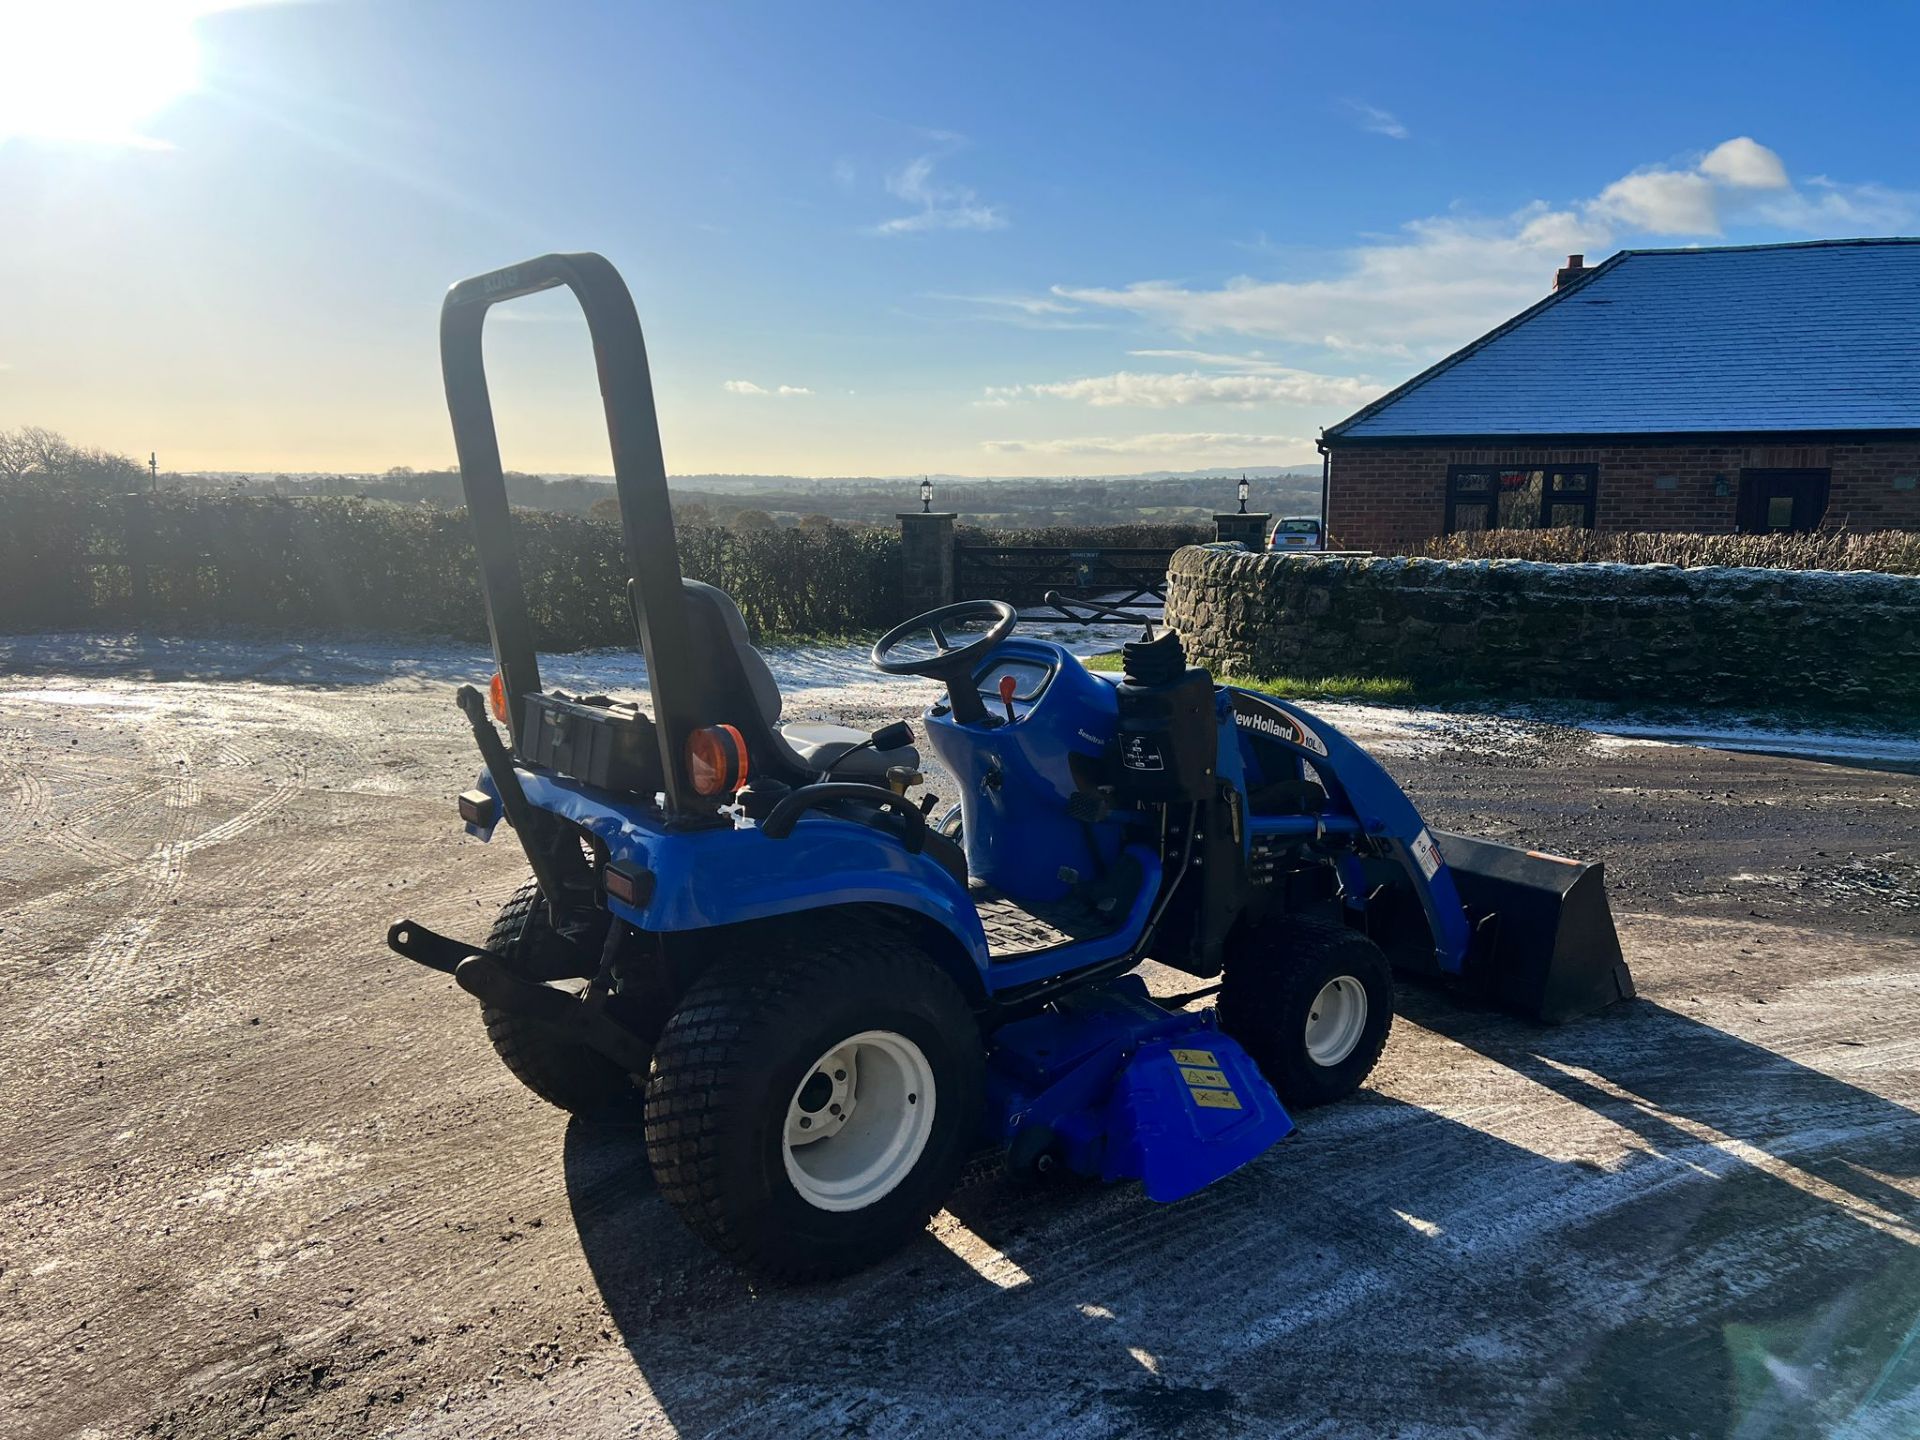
left=2, top=0, right=1917, bottom=476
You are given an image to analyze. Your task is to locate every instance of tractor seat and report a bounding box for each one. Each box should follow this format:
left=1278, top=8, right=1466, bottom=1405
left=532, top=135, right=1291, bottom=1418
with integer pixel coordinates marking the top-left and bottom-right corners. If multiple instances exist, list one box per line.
left=678, top=580, right=920, bottom=783
left=780, top=721, right=918, bottom=780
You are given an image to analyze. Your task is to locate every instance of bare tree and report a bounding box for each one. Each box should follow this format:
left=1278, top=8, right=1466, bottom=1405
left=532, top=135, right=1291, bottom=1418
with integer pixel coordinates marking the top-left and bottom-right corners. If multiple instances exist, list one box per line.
left=0, top=427, right=145, bottom=491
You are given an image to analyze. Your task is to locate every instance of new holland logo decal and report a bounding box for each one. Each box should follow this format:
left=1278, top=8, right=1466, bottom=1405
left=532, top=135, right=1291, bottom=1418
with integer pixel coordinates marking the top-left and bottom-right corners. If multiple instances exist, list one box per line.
left=1232, top=697, right=1329, bottom=757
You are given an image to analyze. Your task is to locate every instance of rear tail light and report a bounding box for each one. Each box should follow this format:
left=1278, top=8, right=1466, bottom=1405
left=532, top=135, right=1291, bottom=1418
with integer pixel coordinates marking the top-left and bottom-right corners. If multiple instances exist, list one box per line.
left=457, top=789, right=497, bottom=827
left=686, top=723, right=748, bottom=797
left=488, top=671, right=509, bottom=723
left=604, top=860, right=655, bottom=907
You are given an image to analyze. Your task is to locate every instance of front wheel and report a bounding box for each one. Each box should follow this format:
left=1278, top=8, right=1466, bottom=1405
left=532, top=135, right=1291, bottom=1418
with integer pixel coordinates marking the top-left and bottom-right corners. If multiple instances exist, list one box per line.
left=1218, top=918, right=1394, bottom=1109
left=644, top=924, right=983, bottom=1281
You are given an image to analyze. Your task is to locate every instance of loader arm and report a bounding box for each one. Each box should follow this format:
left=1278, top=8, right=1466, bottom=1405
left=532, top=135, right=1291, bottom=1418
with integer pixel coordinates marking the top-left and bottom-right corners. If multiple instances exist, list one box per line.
left=1228, top=689, right=1632, bottom=1021
left=1231, top=690, right=1473, bottom=975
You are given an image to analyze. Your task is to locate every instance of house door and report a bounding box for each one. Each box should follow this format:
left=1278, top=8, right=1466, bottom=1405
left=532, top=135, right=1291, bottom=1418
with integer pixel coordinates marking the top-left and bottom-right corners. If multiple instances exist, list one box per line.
left=1736, top=468, right=1830, bottom=533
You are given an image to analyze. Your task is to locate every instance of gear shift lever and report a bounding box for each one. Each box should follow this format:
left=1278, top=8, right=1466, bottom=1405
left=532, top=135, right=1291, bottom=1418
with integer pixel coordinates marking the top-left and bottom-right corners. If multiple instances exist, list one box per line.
left=998, top=673, right=1018, bottom=724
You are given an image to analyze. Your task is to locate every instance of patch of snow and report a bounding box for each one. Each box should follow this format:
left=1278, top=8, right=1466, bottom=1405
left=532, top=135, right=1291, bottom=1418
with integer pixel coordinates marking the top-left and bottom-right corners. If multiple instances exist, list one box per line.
left=1588, top=722, right=1920, bottom=766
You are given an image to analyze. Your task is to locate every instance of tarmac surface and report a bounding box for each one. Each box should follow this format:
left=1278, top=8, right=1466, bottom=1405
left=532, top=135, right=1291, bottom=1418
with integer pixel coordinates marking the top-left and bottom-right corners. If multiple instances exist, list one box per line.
left=1, top=632, right=1916, bottom=1440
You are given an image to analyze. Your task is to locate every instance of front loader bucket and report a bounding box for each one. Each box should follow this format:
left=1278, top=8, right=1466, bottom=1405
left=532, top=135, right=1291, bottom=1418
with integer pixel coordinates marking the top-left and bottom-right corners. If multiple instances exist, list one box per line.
left=1434, top=831, right=1635, bottom=1023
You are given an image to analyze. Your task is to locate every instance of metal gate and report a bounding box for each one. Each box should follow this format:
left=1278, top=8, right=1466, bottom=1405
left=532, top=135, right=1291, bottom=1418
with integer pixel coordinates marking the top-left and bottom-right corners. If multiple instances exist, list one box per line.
left=952, top=544, right=1175, bottom=618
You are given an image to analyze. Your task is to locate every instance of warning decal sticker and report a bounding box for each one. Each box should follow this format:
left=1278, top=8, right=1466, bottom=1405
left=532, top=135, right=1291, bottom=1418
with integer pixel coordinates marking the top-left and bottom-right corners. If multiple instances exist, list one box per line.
left=1170, top=1047, right=1242, bottom=1111
left=1411, top=828, right=1444, bottom=880
left=1179, top=1066, right=1233, bottom=1089
left=1193, top=1089, right=1243, bottom=1110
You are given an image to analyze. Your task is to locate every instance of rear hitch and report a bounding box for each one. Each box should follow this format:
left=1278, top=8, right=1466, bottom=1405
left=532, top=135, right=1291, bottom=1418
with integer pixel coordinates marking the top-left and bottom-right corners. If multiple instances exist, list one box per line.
left=386, top=919, right=654, bottom=1075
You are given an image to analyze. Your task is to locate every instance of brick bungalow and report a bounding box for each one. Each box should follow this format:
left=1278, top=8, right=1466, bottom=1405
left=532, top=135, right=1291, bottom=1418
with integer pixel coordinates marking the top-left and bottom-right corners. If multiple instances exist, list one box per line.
left=1318, top=237, right=1920, bottom=553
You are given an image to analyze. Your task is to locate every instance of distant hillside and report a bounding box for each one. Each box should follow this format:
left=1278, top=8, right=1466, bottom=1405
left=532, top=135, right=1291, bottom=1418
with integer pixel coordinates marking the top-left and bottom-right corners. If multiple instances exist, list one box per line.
left=170, top=465, right=1324, bottom=528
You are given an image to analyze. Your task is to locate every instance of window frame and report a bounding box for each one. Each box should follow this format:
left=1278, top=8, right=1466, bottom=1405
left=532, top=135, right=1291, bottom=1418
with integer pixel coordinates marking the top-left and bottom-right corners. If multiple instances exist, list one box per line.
left=1445, top=463, right=1599, bottom=535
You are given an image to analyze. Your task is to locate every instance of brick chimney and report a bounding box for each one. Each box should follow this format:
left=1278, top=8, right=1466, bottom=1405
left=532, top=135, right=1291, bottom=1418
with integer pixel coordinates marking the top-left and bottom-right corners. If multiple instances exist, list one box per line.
left=1554, top=254, right=1587, bottom=291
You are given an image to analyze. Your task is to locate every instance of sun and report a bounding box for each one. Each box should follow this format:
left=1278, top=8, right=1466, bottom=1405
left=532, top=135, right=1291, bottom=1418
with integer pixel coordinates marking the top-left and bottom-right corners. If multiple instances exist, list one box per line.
left=0, top=1, right=206, bottom=147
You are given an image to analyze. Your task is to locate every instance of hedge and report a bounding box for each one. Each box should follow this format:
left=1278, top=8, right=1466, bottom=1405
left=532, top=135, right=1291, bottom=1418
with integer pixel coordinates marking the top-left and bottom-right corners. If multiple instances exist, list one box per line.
left=1412, top=526, right=1920, bottom=574
left=957, top=521, right=1209, bottom=549
left=0, top=493, right=900, bottom=647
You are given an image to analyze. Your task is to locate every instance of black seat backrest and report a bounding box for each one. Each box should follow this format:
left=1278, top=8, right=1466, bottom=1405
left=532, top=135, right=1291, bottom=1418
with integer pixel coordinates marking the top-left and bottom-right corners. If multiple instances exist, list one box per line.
left=677, top=580, right=815, bottom=786
left=676, top=581, right=958, bottom=879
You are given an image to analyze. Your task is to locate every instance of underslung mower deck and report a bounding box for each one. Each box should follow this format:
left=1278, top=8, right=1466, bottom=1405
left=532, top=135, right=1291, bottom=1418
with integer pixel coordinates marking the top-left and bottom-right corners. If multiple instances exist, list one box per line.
left=387, top=252, right=1633, bottom=1280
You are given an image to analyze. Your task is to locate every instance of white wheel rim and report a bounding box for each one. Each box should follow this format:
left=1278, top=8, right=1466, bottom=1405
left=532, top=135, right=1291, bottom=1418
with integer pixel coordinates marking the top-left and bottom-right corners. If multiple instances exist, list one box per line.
left=1304, top=977, right=1369, bottom=1067
left=781, top=1030, right=936, bottom=1213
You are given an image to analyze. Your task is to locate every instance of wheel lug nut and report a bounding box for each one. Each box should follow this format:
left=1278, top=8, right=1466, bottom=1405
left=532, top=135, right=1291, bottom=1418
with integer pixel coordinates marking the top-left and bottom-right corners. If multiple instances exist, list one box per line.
left=834, top=1069, right=847, bottom=1081
left=799, top=1117, right=811, bottom=1129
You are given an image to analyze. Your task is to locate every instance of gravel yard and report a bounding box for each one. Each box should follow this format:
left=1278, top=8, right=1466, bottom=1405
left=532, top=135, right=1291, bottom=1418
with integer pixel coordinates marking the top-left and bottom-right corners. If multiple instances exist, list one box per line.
left=1, top=631, right=1916, bottom=1440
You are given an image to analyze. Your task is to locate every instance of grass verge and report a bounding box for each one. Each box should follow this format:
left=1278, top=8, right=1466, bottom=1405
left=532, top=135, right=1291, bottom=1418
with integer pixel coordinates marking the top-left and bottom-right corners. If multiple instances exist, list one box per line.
left=1079, top=651, right=1486, bottom=704
left=1077, top=650, right=1920, bottom=727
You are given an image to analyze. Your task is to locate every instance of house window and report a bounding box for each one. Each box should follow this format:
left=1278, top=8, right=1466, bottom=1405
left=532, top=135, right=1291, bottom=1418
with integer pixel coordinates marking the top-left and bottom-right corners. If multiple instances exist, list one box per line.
left=1736, top=468, right=1830, bottom=534
left=1446, top=465, right=1598, bottom=534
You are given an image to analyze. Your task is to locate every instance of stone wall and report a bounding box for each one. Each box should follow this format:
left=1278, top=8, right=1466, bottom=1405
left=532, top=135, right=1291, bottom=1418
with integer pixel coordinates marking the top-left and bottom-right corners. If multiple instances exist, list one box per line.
left=1165, top=546, right=1920, bottom=711
left=1324, top=440, right=1920, bottom=554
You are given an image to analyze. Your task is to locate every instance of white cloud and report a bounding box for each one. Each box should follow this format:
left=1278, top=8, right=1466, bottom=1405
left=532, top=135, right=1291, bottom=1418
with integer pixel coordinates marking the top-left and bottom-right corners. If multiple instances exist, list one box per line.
left=1590, top=168, right=1721, bottom=234
left=922, top=291, right=1106, bottom=331
left=1051, top=138, right=1917, bottom=359
left=929, top=292, right=1080, bottom=316
left=723, top=380, right=811, bottom=398
left=1757, top=176, right=1920, bottom=232
left=1345, top=101, right=1409, bottom=140
left=987, top=368, right=1383, bottom=409
left=1054, top=204, right=1606, bottom=357
left=1700, top=136, right=1790, bottom=190
left=874, top=146, right=1007, bottom=235
left=983, top=432, right=1308, bottom=459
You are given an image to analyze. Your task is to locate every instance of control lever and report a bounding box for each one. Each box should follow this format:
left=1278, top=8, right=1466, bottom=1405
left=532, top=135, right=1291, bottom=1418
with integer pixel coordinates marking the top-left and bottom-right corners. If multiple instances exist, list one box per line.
left=997, top=673, right=1019, bottom=723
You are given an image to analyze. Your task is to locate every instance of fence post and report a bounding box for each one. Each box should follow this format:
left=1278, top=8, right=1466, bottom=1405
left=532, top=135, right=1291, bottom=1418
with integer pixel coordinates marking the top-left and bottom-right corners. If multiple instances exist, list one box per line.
left=897, top=510, right=956, bottom=613
left=1213, top=510, right=1270, bottom=548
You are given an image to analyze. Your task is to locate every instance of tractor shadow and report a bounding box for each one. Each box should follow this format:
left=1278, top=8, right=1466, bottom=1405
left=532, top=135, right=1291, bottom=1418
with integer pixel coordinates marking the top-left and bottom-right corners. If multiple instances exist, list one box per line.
left=562, top=995, right=1920, bottom=1439
left=1394, top=983, right=1920, bottom=1228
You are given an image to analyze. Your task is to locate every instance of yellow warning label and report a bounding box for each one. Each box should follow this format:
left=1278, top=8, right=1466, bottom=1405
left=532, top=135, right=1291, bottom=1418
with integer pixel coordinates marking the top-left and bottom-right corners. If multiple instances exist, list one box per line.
left=1179, top=1066, right=1233, bottom=1089
left=1192, top=1088, right=1243, bottom=1110
left=1170, top=1049, right=1218, bottom=1067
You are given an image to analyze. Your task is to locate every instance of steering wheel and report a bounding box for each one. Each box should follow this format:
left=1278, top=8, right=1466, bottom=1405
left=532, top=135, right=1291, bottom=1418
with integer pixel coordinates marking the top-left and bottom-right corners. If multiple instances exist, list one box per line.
left=871, top=599, right=1018, bottom=678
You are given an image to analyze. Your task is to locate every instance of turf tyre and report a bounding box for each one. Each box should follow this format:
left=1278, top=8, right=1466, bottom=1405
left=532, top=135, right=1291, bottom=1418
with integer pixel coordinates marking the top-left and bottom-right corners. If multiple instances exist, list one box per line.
left=1218, top=917, right=1394, bottom=1109
left=481, top=880, right=637, bottom=1115
left=644, top=922, right=983, bottom=1281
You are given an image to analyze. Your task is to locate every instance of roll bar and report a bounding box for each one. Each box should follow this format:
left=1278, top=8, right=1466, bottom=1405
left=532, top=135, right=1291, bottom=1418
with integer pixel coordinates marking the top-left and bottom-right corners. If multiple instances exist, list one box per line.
left=439, top=253, right=704, bottom=818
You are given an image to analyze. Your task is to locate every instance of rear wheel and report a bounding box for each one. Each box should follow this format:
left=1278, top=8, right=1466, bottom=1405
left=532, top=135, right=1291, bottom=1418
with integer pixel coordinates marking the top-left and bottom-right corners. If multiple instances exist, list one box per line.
left=481, top=880, right=639, bottom=1115
left=1218, top=917, right=1394, bottom=1109
left=644, top=923, right=983, bottom=1281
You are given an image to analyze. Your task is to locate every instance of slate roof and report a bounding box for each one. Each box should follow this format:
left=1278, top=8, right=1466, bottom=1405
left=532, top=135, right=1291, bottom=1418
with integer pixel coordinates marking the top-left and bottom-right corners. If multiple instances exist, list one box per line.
left=1325, top=238, right=1920, bottom=441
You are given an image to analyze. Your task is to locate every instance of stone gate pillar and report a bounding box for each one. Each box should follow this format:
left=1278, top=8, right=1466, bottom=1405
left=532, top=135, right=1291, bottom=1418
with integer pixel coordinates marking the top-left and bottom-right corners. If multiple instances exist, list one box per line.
left=1213, top=511, right=1271, bottom=548
left=897, top=511, right=956, bottom=613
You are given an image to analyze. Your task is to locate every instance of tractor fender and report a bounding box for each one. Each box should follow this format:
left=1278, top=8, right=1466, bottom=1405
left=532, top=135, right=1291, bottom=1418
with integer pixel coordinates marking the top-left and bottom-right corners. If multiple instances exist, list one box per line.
left=475, top=767, right=991, bottom=972
left=611, top=819, right=989, bottom=967
left=1226, top=689, right=1473, bottom=975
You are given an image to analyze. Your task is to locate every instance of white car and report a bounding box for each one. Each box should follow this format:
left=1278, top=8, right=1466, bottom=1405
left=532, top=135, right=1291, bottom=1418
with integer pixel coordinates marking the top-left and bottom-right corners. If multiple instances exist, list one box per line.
left=1269, top=516, right=1324, bottom=551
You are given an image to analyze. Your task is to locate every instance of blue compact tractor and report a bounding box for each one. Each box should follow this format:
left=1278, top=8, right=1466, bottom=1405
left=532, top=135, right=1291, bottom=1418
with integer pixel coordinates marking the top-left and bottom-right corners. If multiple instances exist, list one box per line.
left=388, top=254, right=1634, bottom=1280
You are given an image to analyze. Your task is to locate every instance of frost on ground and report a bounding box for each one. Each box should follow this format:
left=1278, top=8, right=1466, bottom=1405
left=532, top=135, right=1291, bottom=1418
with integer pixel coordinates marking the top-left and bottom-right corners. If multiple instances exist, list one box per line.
left=1, top=629, right=1917, bottom=1440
